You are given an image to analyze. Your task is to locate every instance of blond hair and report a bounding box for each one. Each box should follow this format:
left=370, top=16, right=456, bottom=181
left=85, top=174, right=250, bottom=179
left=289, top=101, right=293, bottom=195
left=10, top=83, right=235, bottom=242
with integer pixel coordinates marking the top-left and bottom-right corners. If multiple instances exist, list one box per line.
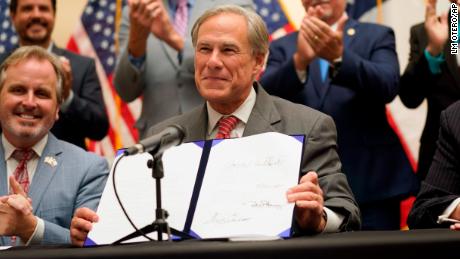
left=0, top=46, right=64, bottom=104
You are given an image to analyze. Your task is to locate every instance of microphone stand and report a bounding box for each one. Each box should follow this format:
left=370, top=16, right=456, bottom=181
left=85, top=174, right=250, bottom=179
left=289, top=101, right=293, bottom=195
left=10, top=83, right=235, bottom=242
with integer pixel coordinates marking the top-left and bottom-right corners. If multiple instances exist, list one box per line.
left=114, top=152, right=193, bottom=244
left=147, top=153, right=170, bottom=241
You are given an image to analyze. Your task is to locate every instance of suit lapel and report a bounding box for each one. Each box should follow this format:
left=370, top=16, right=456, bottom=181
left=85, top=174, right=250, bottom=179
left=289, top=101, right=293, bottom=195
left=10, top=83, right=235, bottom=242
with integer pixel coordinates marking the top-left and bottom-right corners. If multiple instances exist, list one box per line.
left=51, top=45, right=64, bottom=56
left=446, top=11, right=460, bottom=87
left=161, top=41, right=181, bottom=70
left=316, top=19, right=358, bottom=109
left=159, top=0, right=180, bottom=70
left=28, top=135, right=62, bottom=214
left=243, top=83, right=281, bottom=136
left=444, top=41, right=460, bottom=87
left=343, top=19, right=357, bottom=49
left=0, top=140, right=8, bottom=197
left=183, top=104, right=209, bottom=142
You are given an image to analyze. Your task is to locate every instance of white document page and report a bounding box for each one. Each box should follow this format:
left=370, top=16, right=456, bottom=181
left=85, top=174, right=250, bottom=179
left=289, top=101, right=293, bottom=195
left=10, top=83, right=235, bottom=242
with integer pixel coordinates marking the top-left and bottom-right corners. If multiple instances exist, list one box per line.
left=86, top=143, right=202, bottom=245
left=191, top=132, right=302, bottom=238
left=86, top=132, right=302, bottom=245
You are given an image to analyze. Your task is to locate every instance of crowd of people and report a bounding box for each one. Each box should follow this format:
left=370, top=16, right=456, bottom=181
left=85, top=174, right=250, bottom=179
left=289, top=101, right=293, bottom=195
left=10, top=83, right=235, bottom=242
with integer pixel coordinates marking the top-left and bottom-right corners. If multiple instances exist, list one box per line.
left=0, top=0, right=458, bottom=247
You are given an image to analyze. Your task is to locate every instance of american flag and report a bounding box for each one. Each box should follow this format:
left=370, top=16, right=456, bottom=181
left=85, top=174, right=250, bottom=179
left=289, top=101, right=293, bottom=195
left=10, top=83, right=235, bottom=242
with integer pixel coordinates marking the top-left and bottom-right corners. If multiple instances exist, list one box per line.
left=0, top=0, right=18, bottom=55
left=67, top=0, right=141, bottom=161
left=254, top=0, right=295, bottom=41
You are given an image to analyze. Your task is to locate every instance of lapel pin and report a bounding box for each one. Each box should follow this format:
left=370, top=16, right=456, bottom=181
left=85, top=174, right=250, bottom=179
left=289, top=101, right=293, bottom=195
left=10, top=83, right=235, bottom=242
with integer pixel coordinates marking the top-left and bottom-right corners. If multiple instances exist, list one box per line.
left=44, top=156, right=57, bottom=167
left=347, top=28, right=356, bottom=36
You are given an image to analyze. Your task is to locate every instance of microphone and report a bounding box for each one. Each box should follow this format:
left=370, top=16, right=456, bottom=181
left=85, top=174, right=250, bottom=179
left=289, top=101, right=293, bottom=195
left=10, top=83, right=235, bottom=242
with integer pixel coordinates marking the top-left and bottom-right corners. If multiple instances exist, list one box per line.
left=124, top=125, right=185, bottom=156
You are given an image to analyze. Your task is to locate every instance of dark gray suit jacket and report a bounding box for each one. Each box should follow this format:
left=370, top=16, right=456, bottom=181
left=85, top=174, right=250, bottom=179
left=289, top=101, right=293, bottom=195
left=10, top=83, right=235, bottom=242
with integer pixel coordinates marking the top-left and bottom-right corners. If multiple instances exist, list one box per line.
left=148, top=83, right=361, bottom=233
left=408, top=100, right=460, bottom=229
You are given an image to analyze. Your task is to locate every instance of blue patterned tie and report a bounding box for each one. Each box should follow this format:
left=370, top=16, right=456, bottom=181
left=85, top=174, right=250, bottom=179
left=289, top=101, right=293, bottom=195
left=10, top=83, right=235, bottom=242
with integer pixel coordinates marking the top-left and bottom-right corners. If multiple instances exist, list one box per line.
left=318, top=58, right=329, bottom=82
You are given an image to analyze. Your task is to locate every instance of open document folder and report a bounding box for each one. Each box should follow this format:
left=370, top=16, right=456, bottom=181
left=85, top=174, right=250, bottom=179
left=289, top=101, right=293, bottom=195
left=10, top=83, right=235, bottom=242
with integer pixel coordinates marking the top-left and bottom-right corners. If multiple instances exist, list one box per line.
left=85, top=132, right=305, bottom=245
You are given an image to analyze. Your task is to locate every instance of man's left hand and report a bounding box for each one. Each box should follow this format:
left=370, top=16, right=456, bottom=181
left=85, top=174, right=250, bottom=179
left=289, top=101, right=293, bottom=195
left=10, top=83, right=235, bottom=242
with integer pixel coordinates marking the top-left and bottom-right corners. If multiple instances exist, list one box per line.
left=59, top=56, right=73, bottom=102
left=287, top=171, right=326, bottom=233
left=304, top=8, right=347, bottom=63
left=0, top=177, right=37, bottom=241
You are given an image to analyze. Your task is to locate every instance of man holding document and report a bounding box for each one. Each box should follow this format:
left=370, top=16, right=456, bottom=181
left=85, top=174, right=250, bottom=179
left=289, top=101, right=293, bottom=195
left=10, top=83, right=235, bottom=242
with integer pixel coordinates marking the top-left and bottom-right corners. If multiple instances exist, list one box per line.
left=70, top=5, right=361, bottom=246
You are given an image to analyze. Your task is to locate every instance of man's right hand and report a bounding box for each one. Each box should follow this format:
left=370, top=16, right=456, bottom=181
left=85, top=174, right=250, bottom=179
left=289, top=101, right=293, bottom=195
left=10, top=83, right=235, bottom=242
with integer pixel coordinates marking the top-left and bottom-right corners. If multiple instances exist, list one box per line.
left=294, top=15, right=316, bottom=70
left=425, top=0, right=449, bottom=56
left=70, top=207, right=99, bottom=247
left=128, top=0, right=184, bottom=56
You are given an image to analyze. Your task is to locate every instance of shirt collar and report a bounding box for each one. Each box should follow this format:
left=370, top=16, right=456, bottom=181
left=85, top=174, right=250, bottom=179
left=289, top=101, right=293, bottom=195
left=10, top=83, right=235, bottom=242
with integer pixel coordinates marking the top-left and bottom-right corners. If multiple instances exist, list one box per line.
left=207, top=86, right=256, bottom=136
left=2, top=134, right=48, bottom=161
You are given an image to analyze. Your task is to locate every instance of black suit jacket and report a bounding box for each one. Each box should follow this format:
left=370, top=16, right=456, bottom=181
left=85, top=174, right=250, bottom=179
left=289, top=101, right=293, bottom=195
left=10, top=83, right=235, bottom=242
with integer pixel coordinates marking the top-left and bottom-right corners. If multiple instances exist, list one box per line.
left=400, top=22, right=460, bottom=180
left=0, top=45, right=109, bottom=149
left=408, top=100, right=460, bottom=229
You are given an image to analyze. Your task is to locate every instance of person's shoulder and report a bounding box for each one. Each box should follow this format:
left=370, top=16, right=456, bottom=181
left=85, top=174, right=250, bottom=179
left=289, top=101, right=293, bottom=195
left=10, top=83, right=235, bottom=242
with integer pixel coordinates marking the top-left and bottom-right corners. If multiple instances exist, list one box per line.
left=53, top=47, right=95, bottom=64
left=355, top=21, right=386, bottom=29
left=270, top=32, right=298, bottom=46
left=54, top=137, right=107, bottom=165
left=269, top=94, right=331, bottom=122
left=411, top=22, right=424, bottom=31
left=0, top=52, right=10, bottom=63
left=147, top=105, right=203, bottom=135
left=444, top=100, right=460, bottom=116
left=354, top=19, right=393, bottom=33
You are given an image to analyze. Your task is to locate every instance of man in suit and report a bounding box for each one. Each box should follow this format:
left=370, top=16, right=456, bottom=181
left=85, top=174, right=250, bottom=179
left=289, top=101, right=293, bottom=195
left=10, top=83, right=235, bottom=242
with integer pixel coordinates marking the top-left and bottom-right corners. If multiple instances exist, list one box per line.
left=70, top=5, right=361, bottom=246
left=408, top=100, right=460, bottom=229
left=260, top=0, right=420, bottom=230
left=400, top=0, right=460, bottom=181
left=0, top=0, right=109, bottom=150
left=113, top=0, right=253, bottom=139
left=0, top=46, right=108, bottom=245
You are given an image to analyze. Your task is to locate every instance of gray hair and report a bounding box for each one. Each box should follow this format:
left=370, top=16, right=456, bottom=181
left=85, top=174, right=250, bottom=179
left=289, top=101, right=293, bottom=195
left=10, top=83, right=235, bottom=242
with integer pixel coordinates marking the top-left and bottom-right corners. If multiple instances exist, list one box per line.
left=0, top=46, right=64, bottom=104
left=191, top=4, right=269, bottom=57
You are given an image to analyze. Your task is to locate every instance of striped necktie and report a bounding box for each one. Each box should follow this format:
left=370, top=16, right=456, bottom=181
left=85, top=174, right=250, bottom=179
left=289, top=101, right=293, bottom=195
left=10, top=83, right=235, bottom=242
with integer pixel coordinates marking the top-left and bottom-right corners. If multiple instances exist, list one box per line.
left=173, top=0, right=188, bottom=37
left=215, top=116, right=239, bottom=139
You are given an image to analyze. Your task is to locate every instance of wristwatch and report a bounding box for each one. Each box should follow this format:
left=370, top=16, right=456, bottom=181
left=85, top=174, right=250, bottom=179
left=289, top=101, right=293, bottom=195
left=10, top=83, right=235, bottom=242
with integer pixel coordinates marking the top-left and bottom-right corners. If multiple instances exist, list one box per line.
left=330, top=57, right=342, bottom=78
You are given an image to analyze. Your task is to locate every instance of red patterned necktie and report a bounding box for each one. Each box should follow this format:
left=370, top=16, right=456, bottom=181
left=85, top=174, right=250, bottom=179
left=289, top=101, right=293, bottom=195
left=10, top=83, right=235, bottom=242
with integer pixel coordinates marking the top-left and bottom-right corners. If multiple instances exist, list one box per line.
left=173, top=0, right=188, bottom=37
left=11, top=149, right=34, bottom=195
left=10, top=149, right=34, bottom=245
left=215, top=116, right=239, bottom=139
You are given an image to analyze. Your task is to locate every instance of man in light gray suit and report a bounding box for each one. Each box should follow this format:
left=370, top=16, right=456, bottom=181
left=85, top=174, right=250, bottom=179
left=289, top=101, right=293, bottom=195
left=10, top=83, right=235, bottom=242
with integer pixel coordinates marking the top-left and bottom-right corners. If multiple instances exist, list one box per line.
left=114, top=0, right=253, bottom=138
left=0, top=46, right=108, bottom=245
left=70, top=5, right=360, bottom=246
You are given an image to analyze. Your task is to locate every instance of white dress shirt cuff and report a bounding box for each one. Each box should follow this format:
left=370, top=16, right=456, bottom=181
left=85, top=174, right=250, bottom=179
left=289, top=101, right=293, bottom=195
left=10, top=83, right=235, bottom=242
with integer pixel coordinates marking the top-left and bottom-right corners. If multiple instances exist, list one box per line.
left=322, top=206, right=345, bottom=233
left=296, top=69, right=307, bottom=83
left=22, top=216, right=44, bottom=246
left=437, top=198, right=460, bottom=224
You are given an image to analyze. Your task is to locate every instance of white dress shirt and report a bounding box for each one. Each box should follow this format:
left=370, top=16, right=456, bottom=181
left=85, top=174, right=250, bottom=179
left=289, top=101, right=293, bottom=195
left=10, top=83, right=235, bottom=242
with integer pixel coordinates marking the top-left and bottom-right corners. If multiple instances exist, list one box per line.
left=2, top=134, right=47, bottom=245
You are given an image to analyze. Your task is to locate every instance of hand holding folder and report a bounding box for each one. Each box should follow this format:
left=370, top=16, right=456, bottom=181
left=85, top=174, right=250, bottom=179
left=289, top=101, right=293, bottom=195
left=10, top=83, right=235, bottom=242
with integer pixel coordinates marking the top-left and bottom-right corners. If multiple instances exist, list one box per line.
left=85, top=132, right=304, bottom=245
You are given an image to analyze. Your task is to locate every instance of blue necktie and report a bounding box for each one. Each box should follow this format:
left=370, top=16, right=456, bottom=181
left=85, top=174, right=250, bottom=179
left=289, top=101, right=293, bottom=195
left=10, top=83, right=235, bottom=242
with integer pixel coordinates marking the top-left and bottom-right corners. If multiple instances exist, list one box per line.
left=318, top=58, right=329, bottom=82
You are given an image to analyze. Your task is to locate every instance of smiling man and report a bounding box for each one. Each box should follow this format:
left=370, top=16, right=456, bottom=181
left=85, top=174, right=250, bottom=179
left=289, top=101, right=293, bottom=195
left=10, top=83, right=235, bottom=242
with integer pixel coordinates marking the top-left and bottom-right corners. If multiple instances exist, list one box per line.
left=70, top=5, right=360, bottom=247
left=0, top=0, right=109, bottom=150
left=0, top=46, right=108, bottom=245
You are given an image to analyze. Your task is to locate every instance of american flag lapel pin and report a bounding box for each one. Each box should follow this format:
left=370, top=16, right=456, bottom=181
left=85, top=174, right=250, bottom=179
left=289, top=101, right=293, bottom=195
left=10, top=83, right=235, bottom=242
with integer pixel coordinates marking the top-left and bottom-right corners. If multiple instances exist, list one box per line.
left=44, top=156, right=58, bottom=167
